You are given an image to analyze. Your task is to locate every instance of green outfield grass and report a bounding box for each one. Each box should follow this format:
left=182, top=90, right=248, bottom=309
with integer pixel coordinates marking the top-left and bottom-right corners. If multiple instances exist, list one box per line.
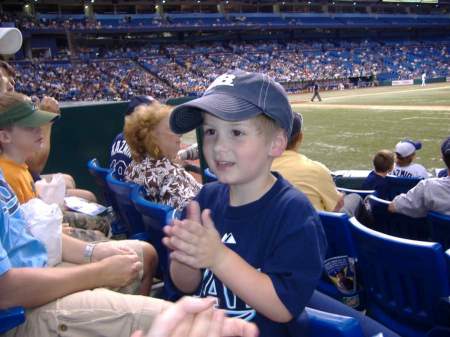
left=290, top=83, right=450, bottom=173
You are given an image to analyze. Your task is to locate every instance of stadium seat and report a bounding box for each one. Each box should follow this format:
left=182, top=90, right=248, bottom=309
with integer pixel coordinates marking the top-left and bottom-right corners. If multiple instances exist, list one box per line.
left=105, top=172, right=149, bottom=241
left=367, top=195, right=430, bottom=241
left=348, top=217, right=450, bottom=337
left=428, top=211, right=450, bottom=250
left=204, top=168, right=217, bottom=183
left=131, top=185, right=177, bottom=274
left=317, top=211, right=362, bottom=309
left=384, top=175, right=423, bottom=201
left=0, top=307, right=26, bottom=334
left=337, top=187, right=375, bottom=198
left=86, top=158, right=127, bottom=236
left=288, top=307, right=364, bottom=337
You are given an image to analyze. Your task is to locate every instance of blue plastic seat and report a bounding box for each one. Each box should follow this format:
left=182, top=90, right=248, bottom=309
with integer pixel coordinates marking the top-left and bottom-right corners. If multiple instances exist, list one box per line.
left=367, top=195, right=430, bottom=241
left=87, top=158, right=127, bottom=235
left=203, top=168, right=217, bottom=183
left=105, top=172, right=148, bottom=240
left=288, top=307, right=364, bottom=337
left=318, top=211, right=362, bottom=310
left=0, top=307, right=25, bottom=334
left=349, top=217, right=450, bottom=337
left=428, top=211, right=450, bottom=250
left=384, top=175, right=423, bottom=200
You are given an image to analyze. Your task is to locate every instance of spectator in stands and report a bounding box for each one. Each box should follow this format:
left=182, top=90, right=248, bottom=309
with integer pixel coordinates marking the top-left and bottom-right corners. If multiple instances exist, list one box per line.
left=110, top=95, right=155, bottom=180
left=0, top=61, right=15, bottom=95
left=388, top=136, right=450, bottom=217
left=272, top=113, right=363, bottom=216
left=124, top=101, right=201, bottom=212
left=362, top=149, right=395, bottom=199
left=392, top=139, right=429, bottom=178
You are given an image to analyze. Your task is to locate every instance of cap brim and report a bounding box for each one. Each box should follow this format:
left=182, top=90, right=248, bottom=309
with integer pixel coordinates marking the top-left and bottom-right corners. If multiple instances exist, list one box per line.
left=0, top=28, right=22, bottom=55
left=170, top=93, right=262, bottom=134
left=14, top=109, right=59, bottom=128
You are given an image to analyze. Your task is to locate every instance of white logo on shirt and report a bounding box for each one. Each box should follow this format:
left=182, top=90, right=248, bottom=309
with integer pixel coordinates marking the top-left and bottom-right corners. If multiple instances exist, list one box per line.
left=222, top=233, right=236, bottom=244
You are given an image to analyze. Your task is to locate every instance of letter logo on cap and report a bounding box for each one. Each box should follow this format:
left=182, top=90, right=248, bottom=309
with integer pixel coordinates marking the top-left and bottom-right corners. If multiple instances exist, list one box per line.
left=207, top=74, right=236, bottom=91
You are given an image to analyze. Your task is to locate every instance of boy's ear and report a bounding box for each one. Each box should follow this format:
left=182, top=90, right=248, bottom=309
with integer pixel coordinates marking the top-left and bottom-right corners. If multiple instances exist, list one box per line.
left=0, top=129, right=11, bottom=144
left=269, top=130, right=287, bottom=157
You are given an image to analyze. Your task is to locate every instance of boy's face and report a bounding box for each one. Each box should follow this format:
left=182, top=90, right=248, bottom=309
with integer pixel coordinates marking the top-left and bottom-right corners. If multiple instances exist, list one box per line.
left=0, top=125, right=44, bottom=159
left=202, top=113, right=277, bottom=189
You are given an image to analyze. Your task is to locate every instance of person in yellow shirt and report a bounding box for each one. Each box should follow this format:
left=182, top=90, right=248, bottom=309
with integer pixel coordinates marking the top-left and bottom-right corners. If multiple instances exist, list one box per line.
left=272, top=113, right=345, bottom=212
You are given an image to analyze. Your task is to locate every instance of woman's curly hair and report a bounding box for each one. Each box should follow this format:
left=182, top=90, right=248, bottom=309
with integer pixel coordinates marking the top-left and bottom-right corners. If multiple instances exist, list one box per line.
left=124, top=102, right=173, bottom=162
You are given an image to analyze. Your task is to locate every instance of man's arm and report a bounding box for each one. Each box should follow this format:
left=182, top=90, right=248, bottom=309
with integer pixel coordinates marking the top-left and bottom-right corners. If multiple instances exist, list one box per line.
left=388, top=180, right=428, bottom=218
left=0, top=252, right=141, bottom=309
left=26, top=96, right=60, bottom=176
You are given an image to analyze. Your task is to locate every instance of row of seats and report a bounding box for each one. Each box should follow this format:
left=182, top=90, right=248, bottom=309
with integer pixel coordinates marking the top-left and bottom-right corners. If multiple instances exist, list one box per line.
left=318, top=210, right=450, bottom=337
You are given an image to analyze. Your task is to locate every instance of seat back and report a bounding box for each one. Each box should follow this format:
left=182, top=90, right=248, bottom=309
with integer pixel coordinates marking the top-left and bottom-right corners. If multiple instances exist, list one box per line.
left=384, top=175, right=423, bottom=200
left=203, top=168, right=217, bottom=183
left=367, top=195, right=430, bottom=241
left=105, top=172, right=147, bottom=240
left=349, top=217, right=449, bottom=337
left=131, top=186, right=177, bottom=275
left=0, top=307, right=25, bottom=334
left=87, top=158, right=127, bottom=235
left=337, top=187, right=375, bottom=198
left=289, top=307, right=364, bottom=337
left=318, top=212, right=361, bottom=309
left=428, top=211, right=450, bottom=250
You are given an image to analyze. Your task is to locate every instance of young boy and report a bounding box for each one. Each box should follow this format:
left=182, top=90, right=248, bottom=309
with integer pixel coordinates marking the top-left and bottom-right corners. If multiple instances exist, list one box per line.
left=391, top=139, right=428, bottom=178
left=164, top=70, right=327, bottom=337
left=362, top=149, right=395, bottom=199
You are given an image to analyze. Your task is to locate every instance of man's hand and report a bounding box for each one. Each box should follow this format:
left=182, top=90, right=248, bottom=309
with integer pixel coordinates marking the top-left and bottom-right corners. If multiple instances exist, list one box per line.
left=97, top=253, right=142, bottom=288
left=130, top=297, right=259, bottom=337
left=38, top=96, right=60, bottom=114
left=91, top=241, right=137, bottom=263
left=163, top=201, right=227, bottom=270
left=388, top=202, right=396, bottom=213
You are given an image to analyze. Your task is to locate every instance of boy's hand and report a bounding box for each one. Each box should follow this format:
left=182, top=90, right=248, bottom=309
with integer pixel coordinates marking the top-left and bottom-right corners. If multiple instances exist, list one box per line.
left=38, top=96, right=60, bottom=115
left=163, top=201, right=227, bottom=270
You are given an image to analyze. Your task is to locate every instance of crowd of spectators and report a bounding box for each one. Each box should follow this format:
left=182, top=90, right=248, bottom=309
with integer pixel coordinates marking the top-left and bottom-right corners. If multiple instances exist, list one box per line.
left=7, top=38, right=450, bottom=102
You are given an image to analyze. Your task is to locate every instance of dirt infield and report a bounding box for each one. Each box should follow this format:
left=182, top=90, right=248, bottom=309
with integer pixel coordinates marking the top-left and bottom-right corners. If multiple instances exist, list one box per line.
left=291, top=102, right=450, bottom=111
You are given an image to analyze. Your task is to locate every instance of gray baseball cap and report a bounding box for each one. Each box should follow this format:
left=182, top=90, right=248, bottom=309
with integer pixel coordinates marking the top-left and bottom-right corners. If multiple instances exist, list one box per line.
left=170, top=70, right=293, bottom=135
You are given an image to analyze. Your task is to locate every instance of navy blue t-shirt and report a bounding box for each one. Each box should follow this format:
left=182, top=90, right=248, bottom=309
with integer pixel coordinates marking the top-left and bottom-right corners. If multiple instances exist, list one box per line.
left=109, top=132, right=132, bottom=180
left=362, top=170, right=389, bottom=199
left=180, top=173, right=326, bottom=337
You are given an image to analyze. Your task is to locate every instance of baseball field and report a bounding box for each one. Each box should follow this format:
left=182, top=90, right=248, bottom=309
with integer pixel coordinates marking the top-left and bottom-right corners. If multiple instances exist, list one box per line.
left=289, top=83, right=450, bottom=173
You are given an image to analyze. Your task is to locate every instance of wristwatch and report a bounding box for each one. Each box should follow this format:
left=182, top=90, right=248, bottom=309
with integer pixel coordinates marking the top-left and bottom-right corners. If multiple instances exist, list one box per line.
left=83, top=243, right=97, bottom=263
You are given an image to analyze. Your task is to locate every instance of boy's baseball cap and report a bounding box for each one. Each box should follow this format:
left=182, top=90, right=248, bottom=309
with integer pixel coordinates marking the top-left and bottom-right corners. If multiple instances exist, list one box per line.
left=170, top=70, right=293, bottom=135
left=0, top=101, right=59, bottom=128
left=442, top=136, right=450, bottom=156
left=0, top=28, right=22, bottom=55
left=395, top=139, right=422, bottom=158
left=125, top=95, right=155, bottom=116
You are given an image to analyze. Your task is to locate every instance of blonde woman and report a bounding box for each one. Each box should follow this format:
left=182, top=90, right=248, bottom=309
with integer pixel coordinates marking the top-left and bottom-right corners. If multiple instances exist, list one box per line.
left=124, top=102, right=201, bottom=212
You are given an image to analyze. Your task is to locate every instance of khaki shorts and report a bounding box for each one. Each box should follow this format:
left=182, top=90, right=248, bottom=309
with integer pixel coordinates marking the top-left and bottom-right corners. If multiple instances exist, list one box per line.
left=5, top=288, right=168, bottom=337
left=4, top=240, right=164, bottom=337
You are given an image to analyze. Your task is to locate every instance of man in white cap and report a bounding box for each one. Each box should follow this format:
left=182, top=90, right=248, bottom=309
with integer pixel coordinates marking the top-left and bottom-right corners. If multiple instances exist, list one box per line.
left=391, top=139, right=428, bottom=179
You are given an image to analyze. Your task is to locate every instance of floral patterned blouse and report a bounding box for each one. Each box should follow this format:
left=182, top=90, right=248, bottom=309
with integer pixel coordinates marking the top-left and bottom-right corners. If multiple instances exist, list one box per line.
left=125, top=156, right=202, bottom=212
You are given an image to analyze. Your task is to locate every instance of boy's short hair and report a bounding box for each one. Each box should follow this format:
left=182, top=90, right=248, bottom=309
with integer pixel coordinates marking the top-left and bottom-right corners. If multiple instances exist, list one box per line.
left=124, top=102, right=172, bottom=162
left=286, top=113, right=303, bottom=150
left=373, top=149, right=395, bottom=173
left=169, top=70, right=293, bottom=136
left=441, top=136, right=450, bottom=169
left=0, top=92, right=58, bottom=128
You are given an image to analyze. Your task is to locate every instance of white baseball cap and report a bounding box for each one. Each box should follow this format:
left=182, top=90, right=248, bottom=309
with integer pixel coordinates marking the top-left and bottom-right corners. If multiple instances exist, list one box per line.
left=395, top=140, right=422, bottom=158
left=0, top=28, right=23, bottom=55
